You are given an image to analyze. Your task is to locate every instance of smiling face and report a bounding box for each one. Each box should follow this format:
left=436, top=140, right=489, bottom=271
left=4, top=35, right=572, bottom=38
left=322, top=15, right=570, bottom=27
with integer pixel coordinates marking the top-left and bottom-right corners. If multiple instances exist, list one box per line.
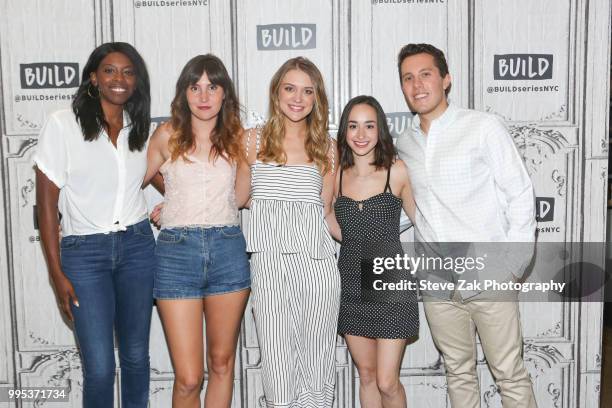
left=400, top=52, right=451, bottom=121
left=346, top=103, right=379, bottom=158
left=186, top=72, right=225, bottom=123
left=90, top=52, right=136, bottom=108
left=278, top=69, right=315, bottom=124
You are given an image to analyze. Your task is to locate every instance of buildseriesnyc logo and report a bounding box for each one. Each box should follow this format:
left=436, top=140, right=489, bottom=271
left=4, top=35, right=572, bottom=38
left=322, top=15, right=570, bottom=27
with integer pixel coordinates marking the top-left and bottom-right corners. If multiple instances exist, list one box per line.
left=535, top=197, right=554, bottom=222
left=493, top=54, right=553, bottom=80
left=20, top=63, right=79, bottom=89
left=256, top=24, right=316, bottom=50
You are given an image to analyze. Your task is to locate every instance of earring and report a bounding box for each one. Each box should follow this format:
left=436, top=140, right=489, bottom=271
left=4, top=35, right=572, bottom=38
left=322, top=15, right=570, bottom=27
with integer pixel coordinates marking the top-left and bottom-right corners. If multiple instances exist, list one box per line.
left=87, top=83, right=99, bottom=99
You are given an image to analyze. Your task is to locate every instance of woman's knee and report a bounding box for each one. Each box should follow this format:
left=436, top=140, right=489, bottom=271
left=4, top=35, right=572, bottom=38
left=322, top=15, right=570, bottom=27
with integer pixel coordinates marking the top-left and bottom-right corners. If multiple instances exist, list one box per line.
left=208, top=351, right=235, bottom=378
left=376, top=372, right=402, bottom=398
left=174, top=371, right=204, bottom=396
left=118, top=345, right=149, bottom=371
left=83, top=362, right=116, bottom=389
left=356, top=363, right=377, bottom=386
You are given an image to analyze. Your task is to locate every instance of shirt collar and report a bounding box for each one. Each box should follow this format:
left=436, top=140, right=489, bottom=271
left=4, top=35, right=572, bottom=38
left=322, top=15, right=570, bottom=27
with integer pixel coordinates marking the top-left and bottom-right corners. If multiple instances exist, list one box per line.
left=122, top=110, right=132, bottom=129
left=411, top=101, right=458, bottom=134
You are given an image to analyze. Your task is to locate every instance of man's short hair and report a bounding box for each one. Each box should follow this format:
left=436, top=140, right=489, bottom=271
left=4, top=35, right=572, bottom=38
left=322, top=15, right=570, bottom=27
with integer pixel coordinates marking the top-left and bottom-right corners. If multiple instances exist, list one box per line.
left=397, top=43, right=451, bottom=96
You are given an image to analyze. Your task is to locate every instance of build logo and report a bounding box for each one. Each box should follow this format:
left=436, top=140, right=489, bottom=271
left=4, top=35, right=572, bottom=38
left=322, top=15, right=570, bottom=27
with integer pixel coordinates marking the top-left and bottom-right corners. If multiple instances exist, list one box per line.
left=257, top=24, right=316, bottom=50
left=493, top=54, right=553, bottom=80
left=20, top=63, right=79, bottom=89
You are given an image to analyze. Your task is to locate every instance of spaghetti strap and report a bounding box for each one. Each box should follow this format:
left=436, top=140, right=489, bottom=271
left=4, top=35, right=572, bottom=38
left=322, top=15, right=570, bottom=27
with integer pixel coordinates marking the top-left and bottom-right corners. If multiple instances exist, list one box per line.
left=246, top=128, right=254, bottom=158
left=255, top=126, right=262, bottom=156
left=249, top=127, right=263, bottom=190
left=384, top=166, right=392, bottom=194
left=338, top=168, right=344, bottom=197
left=245, top=127, right=262, bottom=159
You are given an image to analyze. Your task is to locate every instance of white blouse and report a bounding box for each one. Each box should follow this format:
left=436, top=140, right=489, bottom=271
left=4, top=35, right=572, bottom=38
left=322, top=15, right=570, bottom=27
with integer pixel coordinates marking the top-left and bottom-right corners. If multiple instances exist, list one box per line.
left=33, top=109, right=149, bottom=236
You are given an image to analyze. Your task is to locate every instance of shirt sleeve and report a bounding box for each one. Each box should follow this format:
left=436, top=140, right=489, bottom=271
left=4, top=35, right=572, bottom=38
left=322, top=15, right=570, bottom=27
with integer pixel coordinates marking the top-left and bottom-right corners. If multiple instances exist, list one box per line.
left=32, top=112, right=69, bottom=188
left=481, top=115, right=536, bottom=278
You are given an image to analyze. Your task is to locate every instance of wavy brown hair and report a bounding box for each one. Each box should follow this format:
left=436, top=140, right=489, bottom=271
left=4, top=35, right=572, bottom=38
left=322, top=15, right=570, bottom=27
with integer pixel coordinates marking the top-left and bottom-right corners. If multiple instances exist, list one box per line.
left=169, top=54, right=243, bottom=163
left=259, top=57, right=332, bottom=174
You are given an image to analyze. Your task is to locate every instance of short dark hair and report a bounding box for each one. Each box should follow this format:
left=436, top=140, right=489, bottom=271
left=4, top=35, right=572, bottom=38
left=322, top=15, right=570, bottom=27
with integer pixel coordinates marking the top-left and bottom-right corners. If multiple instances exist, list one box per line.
left=72, top=42, right=151, bottom=151
left=397, top=43, right=451, bottom=96
left=337, top=95, right=396, bottom=171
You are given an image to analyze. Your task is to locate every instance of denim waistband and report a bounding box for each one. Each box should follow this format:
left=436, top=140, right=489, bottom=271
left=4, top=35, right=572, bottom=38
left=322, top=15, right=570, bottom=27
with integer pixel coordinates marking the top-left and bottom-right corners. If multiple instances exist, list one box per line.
left=161, top=224, right=240, bottom=231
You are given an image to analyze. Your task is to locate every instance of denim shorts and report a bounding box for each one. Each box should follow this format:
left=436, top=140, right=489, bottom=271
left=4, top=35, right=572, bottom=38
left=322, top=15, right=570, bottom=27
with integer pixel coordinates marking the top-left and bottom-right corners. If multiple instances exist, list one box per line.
left=154, top=225, right=251, bottom=299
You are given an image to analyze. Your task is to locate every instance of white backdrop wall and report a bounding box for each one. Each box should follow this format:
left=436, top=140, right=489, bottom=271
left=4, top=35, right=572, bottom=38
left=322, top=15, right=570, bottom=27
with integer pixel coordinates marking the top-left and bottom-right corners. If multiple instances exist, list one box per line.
left=0, top=1, right=610, bottom=407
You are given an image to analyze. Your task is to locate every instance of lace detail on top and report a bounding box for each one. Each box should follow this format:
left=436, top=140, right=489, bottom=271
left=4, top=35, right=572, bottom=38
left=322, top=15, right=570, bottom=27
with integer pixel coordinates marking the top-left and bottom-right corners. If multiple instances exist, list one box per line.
left=160, top=155, right=239, bottom=228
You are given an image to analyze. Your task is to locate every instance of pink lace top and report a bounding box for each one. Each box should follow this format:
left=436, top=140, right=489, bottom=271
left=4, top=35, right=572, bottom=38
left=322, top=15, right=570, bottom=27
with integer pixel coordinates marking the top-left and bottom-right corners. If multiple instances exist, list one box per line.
left=159, top=155, right=239, bottom=228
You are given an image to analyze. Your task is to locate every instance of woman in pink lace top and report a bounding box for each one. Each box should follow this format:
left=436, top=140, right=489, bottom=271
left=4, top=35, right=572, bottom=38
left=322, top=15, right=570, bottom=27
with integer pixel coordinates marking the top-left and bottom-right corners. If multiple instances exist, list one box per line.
left=143, top=54, right=250, bottom=407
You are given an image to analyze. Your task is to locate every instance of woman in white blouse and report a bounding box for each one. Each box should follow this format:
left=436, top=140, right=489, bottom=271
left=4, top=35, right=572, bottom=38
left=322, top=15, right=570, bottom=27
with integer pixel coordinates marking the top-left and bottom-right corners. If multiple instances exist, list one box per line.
left=35, top=42, right=156, bottom=408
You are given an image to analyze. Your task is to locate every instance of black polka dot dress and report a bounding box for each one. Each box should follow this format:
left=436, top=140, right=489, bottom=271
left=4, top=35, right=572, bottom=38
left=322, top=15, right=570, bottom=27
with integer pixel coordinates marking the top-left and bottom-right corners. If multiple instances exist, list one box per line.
left=334, top=167, right=419, bottom=339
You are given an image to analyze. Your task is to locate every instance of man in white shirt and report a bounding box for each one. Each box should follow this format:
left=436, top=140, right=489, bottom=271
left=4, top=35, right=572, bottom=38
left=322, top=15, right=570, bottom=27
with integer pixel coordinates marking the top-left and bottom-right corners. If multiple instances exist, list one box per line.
left=395, top=43, right=537, bottom=407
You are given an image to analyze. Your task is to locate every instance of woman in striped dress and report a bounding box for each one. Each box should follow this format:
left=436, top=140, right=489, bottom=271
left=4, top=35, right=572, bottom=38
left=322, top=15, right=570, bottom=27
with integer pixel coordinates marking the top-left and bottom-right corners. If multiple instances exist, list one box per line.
left=244, top=57, right=341, bottom=407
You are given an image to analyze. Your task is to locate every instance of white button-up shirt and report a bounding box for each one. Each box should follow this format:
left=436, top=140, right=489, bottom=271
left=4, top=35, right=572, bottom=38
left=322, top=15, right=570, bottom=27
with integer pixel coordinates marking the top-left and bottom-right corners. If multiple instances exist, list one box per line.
left=33, top=109, right=149, bottom=236
left=396, top=103, right=536, bottom=279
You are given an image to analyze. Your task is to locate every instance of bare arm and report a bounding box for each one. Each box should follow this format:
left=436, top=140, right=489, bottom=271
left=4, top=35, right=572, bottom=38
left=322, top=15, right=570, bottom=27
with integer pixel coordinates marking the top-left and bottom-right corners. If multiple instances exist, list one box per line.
left=36, top=169, right=78, bottom=321
left=325, top=168, right=342, bottom=242
left=322, top=142, right=342, bottom=242
left=321, top=142, right=338, bottom=216
left=150, top=172, right=165, bottom=195
left=235, top=129, right=254, bottom=209
left=395, top=160, right=416, bottom=224
left=142, top=123, right=171, bottom=188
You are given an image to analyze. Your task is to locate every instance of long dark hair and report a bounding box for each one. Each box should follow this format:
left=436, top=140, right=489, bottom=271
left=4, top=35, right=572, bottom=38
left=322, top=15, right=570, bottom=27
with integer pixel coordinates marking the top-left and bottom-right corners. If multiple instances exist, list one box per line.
left=72, top=42, right=151, bottom=151
left=337, top=95, right=396, bottom=170
left=169, top=54, right=243, bottom=163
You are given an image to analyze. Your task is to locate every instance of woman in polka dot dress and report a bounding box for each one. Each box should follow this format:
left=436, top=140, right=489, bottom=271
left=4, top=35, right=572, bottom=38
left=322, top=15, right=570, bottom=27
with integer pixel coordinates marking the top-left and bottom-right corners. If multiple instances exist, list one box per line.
left=327, top=95, right=419, bottom=407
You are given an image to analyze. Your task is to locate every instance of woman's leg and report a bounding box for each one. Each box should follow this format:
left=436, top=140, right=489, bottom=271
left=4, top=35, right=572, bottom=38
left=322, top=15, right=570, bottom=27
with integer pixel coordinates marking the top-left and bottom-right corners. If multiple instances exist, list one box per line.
left=203, top=289, right=250, bottom=407
left=250, top=252, right=295, bottom=405
left=201, top=226, right=251, bottom=406
left=61, top=233, right=116, bottom=408
left=114, top=222, right=155, bottom=407
left=157, top=299, right=205, bottom=408
left=345, top=334, right=382, bottom=408
left=283, top=254, right=340, bottom=405
left=376, top=338, right=407, bottom=408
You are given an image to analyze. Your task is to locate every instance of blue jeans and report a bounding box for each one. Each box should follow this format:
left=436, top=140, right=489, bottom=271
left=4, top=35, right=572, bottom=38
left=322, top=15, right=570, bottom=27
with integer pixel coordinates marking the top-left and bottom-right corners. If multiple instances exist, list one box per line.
left=61, top=219, right=155, bottom=408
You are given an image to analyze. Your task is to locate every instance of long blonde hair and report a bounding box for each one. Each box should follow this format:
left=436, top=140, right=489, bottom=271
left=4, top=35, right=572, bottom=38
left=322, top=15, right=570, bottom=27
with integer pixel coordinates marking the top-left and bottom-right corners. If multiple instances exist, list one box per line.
left=259, top=57, right=331, bottom=174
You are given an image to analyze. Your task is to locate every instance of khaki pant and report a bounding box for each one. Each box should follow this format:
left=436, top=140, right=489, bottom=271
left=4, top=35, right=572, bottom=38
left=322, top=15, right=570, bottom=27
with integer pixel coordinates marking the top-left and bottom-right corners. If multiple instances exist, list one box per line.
left=423, top=295, right=537, bottom=408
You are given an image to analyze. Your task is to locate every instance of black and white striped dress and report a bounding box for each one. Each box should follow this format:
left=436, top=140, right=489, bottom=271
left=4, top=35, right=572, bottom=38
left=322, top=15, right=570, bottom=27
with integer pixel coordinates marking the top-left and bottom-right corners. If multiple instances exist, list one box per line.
left=246, top=132, right=341, bottom=407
